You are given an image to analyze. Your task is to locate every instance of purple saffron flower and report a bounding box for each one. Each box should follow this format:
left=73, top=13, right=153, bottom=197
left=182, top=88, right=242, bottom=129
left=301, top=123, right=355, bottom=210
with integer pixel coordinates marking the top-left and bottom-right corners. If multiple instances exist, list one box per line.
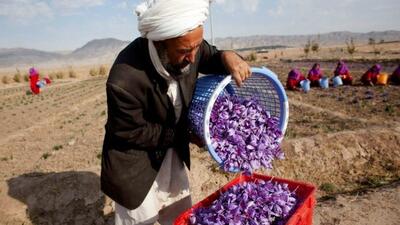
left=210, top=95, right=284, bottom=173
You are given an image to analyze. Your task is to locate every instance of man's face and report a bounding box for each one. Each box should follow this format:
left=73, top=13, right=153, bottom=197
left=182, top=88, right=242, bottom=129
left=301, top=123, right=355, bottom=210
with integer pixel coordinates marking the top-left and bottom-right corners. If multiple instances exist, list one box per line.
left=158, top=26, right=203, bottom=77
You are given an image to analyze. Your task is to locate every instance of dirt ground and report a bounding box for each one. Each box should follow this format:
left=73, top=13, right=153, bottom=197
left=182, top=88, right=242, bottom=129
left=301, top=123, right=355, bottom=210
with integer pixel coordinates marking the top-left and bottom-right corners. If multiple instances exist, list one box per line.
left=0, top=44, right=399, bottom=224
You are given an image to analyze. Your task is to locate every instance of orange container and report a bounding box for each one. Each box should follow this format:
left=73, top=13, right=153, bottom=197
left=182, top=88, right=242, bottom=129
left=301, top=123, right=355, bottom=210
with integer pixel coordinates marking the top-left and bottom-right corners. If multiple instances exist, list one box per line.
left=377, top=73, right=389, bottom=85
left=174, top=173, right=316, bottom=225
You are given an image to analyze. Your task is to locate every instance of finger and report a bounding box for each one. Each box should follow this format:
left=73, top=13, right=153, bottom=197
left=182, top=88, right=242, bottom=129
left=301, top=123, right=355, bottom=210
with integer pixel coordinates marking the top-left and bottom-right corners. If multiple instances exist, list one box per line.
left=247, top=66, right=252, bottom=78
left=244, top=68, right=251, bottom=79
left=243, top=65, right=251, bottom=80
left=240, top=70, right=246, bottom=81
left=240, top=64, right=250, bottom=79
left=233, top=72, right=243, bottom=87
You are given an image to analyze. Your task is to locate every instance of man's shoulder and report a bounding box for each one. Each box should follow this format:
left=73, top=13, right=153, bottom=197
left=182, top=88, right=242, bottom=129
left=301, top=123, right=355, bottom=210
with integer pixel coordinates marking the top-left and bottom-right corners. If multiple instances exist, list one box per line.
left=108, top=37, right=151, bottom=84
left=114, top=37, right=149, bottom=68
left=107, top=63, right=150, bottom=93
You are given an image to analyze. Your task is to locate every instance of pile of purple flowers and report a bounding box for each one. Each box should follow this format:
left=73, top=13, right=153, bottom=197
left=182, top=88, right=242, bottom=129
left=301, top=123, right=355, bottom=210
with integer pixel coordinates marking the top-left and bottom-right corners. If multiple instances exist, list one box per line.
left=210, top=95, right=284, bottom=172
left=189, top=180, right=297, bottom=225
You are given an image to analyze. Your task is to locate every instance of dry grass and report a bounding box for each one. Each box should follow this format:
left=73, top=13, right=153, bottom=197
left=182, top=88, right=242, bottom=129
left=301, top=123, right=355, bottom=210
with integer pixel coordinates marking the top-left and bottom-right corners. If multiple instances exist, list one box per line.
left=99, top=65, right=108, bottom=76
left=1, top=75, right=10, bottom=84
left=89, top=68, right=99, bottom=76
left=0, top=64, right=112, bottom=87
left=68, top=68, right=78, bottom=78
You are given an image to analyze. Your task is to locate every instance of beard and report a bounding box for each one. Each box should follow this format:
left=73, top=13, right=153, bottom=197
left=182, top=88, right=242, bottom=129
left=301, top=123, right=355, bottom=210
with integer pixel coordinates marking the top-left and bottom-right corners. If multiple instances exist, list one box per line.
left=157, top=46, right=192, bottom=80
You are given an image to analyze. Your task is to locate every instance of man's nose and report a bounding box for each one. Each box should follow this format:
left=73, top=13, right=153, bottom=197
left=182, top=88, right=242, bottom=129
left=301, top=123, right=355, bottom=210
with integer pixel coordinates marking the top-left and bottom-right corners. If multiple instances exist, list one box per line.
left=185, top=50, right=196, bottom=64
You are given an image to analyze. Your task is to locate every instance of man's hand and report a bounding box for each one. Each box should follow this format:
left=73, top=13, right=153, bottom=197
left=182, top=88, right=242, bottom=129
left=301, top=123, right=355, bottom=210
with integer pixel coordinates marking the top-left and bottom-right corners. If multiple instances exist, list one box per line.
left=221, top=51, right=251, bottom=87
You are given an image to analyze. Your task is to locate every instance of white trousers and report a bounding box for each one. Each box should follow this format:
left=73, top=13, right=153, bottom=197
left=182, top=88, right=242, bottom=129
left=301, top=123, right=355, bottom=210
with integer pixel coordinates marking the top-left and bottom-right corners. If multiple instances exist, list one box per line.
left=115, top=148, right=192, bottom=225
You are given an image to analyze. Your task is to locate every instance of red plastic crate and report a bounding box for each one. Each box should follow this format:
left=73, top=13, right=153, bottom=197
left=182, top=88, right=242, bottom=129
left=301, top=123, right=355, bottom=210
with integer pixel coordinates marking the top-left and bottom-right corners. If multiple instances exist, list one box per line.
left=174, top=173, right=316, bottom=225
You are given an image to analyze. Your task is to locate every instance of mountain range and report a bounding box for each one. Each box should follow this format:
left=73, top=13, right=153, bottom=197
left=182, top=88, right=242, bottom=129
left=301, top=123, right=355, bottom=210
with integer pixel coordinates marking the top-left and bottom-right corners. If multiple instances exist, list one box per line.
left=1, top=31, right=399, bottom=68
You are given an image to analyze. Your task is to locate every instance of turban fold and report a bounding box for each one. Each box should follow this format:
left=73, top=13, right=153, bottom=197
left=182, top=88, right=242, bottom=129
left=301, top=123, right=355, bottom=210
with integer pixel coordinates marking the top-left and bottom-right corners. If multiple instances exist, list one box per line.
left=136, top=0, right=210, bottom=41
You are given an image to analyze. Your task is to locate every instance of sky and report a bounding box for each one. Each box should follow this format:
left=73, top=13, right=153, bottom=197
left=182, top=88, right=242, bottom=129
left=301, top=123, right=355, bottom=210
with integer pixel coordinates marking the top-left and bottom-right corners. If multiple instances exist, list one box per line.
left=0, top=0, right=399, bottom=51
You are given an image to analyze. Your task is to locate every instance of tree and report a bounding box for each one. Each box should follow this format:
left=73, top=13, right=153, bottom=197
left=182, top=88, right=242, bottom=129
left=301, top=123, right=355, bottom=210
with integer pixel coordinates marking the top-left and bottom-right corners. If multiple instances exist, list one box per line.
left=99, top=65, right=107, bottom=76
left=346, top=38, right=356, bottom=56
left=311, top=41, right=319, bottom=53
left=304, top=39, right=311, bottom=57
left=68, top=66, right=77, bottom=78
left=246, top=51, right=257, bottom=62
left=13, top=68, right=22, bottom=83
left=89, top=68, right=98, bottom=76
left=368, top=38, right=375, bottom=45
left=367, top=37, right=381, bottom=56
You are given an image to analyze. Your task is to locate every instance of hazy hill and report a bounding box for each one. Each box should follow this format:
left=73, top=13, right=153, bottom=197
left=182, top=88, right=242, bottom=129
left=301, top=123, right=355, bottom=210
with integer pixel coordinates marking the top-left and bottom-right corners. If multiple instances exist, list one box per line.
left=68, top=38, right=129, bottom=60
left=1, top=31, right=399, bottom=68
left=0, top=38, right=130, bottom=68
left=0, top=48, right=62, bottom=67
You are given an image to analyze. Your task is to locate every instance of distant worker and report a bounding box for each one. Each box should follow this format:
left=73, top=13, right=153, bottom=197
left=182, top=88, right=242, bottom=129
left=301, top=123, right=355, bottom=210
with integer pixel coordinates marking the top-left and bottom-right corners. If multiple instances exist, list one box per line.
left=28, top=67, right=51, bottom=94
left=307, top=63, right=323, bottom=87
left=334, top=60, right=353, bottom=85
left=29, top=67, right=40, bottom=94
left=361, top=64, right=381, bottom=86
left=390, top=64, right=400, bottom=85
left=286, top=68, right=306, bottom=91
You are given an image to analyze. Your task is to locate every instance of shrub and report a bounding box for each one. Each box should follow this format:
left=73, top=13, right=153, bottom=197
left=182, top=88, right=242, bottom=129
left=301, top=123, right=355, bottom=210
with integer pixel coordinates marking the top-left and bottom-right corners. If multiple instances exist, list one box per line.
left=319, top=183, right=336, bottom=193
left=346, top=38, right=356, bottom=56
left=41, top=152, right=51, bottom=160
left=311, top=41, right=319, bottom=53
left=246, top=52, right=257, bottom=62
left=52, top=145, right=63, bottom=151
left=55, top=71, right=64, bottom=79
left=2, top=75, right=10, bottom=84
left=99, top=65, right=107, bottom=76
left=13, top=72, right=22, bottom=83
left=368, top=38, right=375, bottom=45
left=23, top=74, right=29, bottom=82
left=89, top=68, right=98, bottom=76
left=373, top=48, right=381, bottom=55
left=68, top=69, right=77, bottom=78
left=304, top=40, right=311, bottom=56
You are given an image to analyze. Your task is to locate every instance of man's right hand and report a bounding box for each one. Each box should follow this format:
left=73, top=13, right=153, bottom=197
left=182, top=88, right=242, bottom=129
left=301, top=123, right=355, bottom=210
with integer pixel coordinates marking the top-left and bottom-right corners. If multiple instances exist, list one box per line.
left=221, top=51, right=251, bottom=87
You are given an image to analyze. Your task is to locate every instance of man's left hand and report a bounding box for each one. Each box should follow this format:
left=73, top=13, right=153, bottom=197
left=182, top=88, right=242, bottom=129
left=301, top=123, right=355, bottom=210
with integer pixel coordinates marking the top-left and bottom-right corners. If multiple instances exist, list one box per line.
left=222, top=51, right=251, bottom=87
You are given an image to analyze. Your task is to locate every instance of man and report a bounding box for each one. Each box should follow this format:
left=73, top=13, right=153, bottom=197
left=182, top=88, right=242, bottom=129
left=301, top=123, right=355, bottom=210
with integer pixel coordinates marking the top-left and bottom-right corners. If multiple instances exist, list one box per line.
left=100, top=0, right=251, bottom=224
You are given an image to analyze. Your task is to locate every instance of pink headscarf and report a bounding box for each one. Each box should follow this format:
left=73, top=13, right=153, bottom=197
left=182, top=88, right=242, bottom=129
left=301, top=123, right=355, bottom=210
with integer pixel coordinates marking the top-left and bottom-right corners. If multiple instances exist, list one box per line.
left=370, top=64, right=381, bottom=74
left=334, top=61, right=349, bottom=75
left=288, top=68, right=302, bottom=80
left=29, top=67, right=39, bottom=77
left=308, top=63, right=322, bottom=76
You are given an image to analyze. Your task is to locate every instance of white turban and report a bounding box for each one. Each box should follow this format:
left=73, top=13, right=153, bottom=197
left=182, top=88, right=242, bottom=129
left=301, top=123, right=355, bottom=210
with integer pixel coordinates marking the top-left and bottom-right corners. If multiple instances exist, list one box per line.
left=135, top=0, right=210, bottom=41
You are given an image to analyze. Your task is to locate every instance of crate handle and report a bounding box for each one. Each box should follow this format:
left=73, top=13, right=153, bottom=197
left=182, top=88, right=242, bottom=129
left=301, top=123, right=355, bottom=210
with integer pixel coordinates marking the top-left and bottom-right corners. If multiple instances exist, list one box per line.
left=294, top=198, right=313, bottom=225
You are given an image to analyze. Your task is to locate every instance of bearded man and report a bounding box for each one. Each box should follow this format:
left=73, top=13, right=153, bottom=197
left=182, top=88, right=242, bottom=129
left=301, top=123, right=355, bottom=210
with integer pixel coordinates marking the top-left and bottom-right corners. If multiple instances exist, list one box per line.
left=101, top=0, right=250, bottom=224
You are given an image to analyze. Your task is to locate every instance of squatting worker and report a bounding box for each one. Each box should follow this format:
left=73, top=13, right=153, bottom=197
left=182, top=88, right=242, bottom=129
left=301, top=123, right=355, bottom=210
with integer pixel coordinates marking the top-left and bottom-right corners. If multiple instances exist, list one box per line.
left=100, top=0, right=251, bottom=224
